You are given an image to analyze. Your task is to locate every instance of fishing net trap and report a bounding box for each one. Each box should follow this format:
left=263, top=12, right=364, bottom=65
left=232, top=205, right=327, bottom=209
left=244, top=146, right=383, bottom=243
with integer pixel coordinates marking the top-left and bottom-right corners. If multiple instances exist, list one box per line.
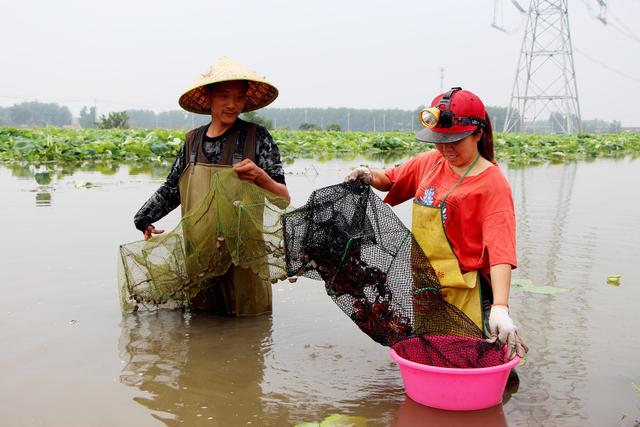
left=118, top=168, right=288, bottom=311
left=282, top=180, right=506, bottom=369
left=119, top=170, right=506, bottom=369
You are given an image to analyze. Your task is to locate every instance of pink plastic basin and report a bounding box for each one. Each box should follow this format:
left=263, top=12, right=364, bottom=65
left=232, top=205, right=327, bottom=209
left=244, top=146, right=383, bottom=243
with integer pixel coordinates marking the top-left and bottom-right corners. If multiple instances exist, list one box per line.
left=390, top=347, right=520, bottom=411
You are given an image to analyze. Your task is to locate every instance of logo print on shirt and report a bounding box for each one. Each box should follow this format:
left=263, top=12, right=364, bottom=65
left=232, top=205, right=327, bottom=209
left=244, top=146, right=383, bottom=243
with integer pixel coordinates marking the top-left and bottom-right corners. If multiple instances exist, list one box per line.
left=419, top=187, right=436, bottom=206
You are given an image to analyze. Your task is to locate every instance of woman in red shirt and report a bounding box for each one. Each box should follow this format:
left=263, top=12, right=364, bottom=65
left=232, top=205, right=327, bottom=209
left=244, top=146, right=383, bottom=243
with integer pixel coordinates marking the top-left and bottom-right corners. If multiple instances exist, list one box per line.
left=347, top=87, right=527, bottom=360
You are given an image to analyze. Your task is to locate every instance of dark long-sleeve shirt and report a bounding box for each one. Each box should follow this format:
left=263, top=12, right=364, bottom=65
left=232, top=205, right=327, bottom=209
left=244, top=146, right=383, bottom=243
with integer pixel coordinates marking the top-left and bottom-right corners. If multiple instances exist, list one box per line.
left=133, top=120, right=286, bottom=231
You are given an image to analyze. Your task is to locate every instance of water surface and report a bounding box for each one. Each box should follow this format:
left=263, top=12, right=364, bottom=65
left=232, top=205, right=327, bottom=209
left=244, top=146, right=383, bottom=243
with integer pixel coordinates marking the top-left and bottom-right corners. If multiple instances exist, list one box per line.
left=0, top=157, right=639, bottom=426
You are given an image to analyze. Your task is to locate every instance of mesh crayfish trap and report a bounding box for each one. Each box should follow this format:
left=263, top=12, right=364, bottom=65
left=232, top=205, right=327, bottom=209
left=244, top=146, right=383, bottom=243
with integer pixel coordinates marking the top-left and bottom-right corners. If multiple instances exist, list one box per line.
left=282, top=179, right=507, bottom=370
left=118, top=169, right=289, bottom=312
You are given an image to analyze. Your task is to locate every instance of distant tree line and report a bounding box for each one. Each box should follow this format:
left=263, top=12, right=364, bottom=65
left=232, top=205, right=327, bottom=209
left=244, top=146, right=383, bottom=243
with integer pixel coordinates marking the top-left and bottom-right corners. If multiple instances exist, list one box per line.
left=125, top=109, right=210, bottom=129
left=0, top=102, right=72, bottom=127
left=579, top=118, right=621, bottom=133
left=128, top=105, right=514, bottom=132
left=0, top=101, right=624, bottom=133
left=0, top=102, right=518, bottom=132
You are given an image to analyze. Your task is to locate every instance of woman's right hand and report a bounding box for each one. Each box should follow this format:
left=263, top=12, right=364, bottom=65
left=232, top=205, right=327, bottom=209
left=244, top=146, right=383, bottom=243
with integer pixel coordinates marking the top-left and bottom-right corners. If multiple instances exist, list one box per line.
left=344, top=166, right=372, bottom=184
left=143, top=225, right=165, bottom=240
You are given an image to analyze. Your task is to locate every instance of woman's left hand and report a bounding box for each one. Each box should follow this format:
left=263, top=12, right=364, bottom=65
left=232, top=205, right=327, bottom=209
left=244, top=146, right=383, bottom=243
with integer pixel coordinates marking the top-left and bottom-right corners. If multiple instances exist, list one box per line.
left=234, top=159, right=267, bottom=184
left=487, top=305, right=529, bottom=360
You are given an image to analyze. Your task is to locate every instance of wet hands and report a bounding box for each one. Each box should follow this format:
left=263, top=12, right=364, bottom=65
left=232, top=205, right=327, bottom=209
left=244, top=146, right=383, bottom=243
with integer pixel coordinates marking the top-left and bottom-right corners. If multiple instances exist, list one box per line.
left=234, top=159, right=268, bottom=185
left=143, top=225, right=165, bottom=240
left=487, top=305, right=528, bottom=360
left=344, top=166, right=372, bottom=184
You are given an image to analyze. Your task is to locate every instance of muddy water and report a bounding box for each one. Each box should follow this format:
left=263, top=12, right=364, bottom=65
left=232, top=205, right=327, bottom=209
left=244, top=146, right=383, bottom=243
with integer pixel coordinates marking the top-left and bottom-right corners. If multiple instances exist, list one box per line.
left=0, top=157, right=639, bottom=427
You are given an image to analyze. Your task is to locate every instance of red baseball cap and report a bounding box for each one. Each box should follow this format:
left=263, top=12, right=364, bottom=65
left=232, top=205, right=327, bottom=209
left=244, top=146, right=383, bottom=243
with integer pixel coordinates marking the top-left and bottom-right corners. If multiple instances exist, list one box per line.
left=416, top=88, right=488, bottom=144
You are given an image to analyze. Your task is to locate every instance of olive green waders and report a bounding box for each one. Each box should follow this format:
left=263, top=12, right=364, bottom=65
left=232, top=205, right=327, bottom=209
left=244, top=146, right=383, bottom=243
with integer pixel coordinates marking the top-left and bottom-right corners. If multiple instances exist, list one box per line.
left=178, top=124, right=272, bottom=316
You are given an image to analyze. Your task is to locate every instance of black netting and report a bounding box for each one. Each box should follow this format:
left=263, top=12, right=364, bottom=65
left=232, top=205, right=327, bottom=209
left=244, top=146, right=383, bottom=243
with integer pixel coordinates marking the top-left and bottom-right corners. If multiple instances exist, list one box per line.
left=283, top=180, right=502, bottom=368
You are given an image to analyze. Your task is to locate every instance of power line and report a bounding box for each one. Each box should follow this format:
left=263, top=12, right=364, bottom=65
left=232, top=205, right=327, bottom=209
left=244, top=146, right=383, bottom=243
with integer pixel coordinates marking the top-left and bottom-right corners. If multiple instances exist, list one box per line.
left=574, top=46, right=640, bottom=84
left=607, top=7, right=640, bottom=44
left=608, top=20, right=640, bottom=44
left=580, top=0, right=640, bottom=44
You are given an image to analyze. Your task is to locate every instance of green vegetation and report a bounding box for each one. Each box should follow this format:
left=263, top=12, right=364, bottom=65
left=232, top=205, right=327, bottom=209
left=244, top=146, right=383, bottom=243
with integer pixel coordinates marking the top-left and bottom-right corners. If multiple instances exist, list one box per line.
left=1, top=127, right=639, bottom=167
left=298, top=122, right=322, bottom=131
left=511, top=278, right=569, bottom=295
left=96, top=111, right=130, bottom=129
left=620, top=383, right=640, bottom=426
left=493, top=132, right=640, bottom=166
left=0, top=127, right=183, bottom=163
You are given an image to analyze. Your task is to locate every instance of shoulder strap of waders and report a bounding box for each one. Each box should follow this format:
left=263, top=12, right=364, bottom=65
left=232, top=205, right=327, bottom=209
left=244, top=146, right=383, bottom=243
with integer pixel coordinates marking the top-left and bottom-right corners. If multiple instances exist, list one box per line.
left=243, top=123, right=257, bottom=163
left=186, top=124, right=209, bottom=165
left=220, top=122, right=258, bottom=165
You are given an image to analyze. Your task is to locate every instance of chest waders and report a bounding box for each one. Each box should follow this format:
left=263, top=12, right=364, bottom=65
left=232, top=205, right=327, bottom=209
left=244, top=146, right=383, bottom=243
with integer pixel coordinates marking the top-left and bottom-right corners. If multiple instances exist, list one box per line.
left=412, top=155, right=485, bottom=332
left=177, top=123, right=272, bottom=316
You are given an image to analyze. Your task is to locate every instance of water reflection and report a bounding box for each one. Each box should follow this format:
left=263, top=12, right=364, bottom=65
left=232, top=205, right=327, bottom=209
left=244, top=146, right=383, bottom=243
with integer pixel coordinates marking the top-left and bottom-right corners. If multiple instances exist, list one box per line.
left=119, top=310, right=273, bottom=426
left=282, top=151, right=413, bottom=165
left=35, top=191, right=52, bottom=207
left=127, top=162, right=174, bottom=178
left=32, top=167, right=55, bottom=206
left=118, top=283, right=521, bottom=427
left=505, top=163, right=595, bottom=425
left=3, top=153, right=411, bottom=183
left=5, top=160, right=174, bottom=181
left=390, top=396, right=508, bottom=427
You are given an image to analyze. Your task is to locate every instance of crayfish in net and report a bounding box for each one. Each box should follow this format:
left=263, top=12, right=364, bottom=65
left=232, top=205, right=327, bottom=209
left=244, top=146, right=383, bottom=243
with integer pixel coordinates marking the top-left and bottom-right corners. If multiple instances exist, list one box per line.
left=300, top=245, right=387, bottom=298
left=351, top=298, right=413, bottom=346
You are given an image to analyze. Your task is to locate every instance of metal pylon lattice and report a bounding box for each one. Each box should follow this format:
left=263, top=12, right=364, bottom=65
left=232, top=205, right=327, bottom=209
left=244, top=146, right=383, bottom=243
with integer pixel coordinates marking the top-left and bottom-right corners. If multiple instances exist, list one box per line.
left=503, top=0, right=582, bottom=133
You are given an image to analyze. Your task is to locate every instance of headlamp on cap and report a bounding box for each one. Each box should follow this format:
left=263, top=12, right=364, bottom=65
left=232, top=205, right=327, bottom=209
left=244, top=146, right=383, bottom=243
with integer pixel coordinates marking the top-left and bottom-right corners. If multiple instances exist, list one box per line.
left=418, top=87, right=487, bottom=129
left=419, top=107, right=443, bottom=128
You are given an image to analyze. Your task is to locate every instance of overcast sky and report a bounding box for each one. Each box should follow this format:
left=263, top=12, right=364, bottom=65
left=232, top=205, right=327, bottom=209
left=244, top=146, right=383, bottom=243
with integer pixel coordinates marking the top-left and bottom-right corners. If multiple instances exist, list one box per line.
left=1, top=0, right=639, bottom=126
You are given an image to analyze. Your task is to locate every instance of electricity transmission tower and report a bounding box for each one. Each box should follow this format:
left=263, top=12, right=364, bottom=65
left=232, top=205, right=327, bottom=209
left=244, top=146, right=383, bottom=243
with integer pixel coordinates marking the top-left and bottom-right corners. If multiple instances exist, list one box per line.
left=503, top=0, right=582, bottom=133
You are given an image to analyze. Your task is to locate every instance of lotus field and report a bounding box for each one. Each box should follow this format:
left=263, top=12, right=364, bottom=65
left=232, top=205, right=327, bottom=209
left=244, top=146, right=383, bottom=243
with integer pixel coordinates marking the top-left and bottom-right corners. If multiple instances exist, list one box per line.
left=0, top=127, right=639, bottom=166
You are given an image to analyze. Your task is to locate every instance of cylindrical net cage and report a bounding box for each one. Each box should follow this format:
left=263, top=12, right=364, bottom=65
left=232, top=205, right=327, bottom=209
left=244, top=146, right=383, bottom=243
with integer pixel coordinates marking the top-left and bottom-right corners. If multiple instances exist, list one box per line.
left=282, top=180, right=504, bottom=368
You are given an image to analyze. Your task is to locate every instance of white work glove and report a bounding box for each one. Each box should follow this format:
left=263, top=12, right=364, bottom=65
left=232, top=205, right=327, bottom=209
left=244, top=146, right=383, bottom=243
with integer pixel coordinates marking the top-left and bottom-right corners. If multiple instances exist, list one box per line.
left=344, top=166, right=372, bottom=184
left=487, top=306, right=529, bottom=360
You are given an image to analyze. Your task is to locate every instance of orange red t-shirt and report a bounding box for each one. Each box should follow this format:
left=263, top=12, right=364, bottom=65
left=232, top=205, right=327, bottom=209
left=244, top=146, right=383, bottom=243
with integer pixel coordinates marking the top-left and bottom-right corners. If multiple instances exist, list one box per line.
left=384, top=150, right=517, bottom=276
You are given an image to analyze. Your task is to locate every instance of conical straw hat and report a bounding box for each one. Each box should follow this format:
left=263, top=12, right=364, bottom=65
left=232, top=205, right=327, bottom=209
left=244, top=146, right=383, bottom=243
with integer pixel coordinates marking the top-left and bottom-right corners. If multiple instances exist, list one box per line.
left=178, top=56, right=279, bottom=114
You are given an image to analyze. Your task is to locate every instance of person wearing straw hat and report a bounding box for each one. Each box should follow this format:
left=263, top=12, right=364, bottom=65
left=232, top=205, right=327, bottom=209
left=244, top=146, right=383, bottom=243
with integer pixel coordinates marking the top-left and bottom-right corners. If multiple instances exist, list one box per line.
left=133, top=56, right=289, bottom=315
left=345, top=87, right=527, bottom=360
